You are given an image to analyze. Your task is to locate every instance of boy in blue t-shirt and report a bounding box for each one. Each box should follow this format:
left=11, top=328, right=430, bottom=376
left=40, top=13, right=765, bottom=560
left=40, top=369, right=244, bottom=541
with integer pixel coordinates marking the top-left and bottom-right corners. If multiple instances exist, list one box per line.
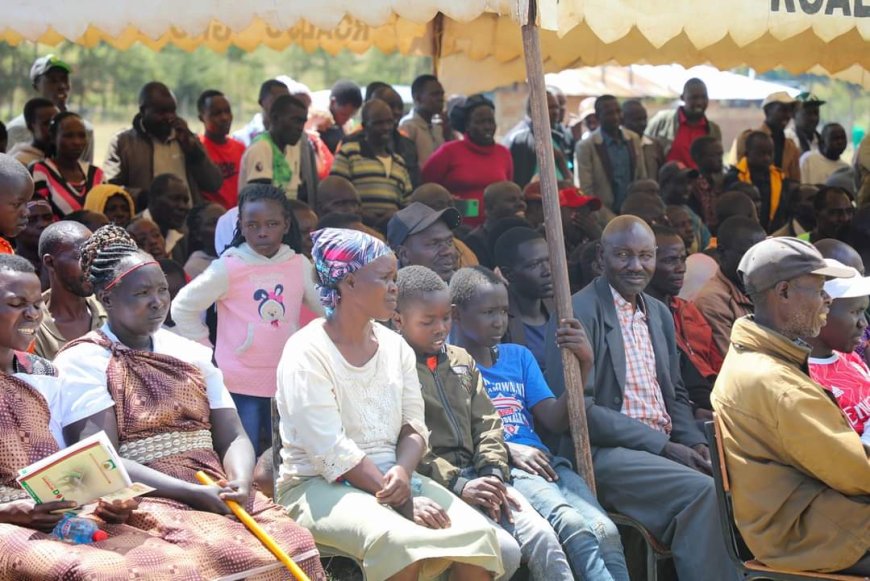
left=450, top=266, right=630, bottom=581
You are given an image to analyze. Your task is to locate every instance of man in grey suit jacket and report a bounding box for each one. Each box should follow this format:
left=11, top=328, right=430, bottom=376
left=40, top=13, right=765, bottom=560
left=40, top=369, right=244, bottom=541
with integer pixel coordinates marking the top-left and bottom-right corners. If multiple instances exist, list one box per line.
left=544, top=215, right=737, bottom=581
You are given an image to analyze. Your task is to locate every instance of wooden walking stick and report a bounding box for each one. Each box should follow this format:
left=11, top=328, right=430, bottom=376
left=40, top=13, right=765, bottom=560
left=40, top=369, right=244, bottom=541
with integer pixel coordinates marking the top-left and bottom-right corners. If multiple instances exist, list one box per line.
left=519, top=0, right=596, bottom=492
left=195, top=471, right=311, bottom=581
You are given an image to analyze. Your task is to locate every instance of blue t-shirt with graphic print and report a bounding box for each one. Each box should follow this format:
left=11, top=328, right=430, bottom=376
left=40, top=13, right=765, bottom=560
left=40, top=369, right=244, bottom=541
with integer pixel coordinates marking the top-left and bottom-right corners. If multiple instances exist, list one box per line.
left=478, top=343, right=554, bottom=452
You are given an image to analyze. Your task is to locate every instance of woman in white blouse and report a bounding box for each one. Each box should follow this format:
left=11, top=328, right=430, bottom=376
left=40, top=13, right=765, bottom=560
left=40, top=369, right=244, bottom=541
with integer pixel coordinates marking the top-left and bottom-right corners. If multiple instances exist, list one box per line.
left=276, top=228, right=503, bottom=581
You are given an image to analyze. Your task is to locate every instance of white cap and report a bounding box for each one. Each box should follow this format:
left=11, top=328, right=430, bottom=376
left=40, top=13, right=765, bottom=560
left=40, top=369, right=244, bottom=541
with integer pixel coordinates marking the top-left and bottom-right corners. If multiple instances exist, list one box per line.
left=762, top=91, right=797, bottom=108
left=825, top=266, right=870, bottom=299
left=578, top=96, right=596, bottom=121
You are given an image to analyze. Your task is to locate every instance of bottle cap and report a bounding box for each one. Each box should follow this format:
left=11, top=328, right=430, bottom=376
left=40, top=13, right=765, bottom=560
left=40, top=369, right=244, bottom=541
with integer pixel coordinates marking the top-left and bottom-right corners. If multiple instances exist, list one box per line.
left=92, top=530, right=108, bottom=542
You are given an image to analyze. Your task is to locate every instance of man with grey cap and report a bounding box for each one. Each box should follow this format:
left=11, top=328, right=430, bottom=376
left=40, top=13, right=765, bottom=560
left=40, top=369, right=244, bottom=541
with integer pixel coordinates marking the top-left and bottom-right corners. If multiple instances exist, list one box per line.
left=388, top=201, right=461, bottom=282
left=4, top=54, right=94, bottom=162
left=711, top=237, right=870, bottom=576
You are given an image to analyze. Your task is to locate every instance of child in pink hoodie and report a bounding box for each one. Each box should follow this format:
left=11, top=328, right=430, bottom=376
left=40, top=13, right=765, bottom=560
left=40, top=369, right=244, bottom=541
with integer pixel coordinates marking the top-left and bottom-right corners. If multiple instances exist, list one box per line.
left=172, top=184, right=323, bottom=454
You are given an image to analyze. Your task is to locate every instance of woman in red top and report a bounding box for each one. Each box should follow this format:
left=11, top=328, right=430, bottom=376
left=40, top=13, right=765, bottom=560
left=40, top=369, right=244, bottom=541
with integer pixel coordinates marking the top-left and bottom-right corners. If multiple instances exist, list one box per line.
left=31, top=112, right=103, bottom=218
left=422, top=95, right=513, bottom=227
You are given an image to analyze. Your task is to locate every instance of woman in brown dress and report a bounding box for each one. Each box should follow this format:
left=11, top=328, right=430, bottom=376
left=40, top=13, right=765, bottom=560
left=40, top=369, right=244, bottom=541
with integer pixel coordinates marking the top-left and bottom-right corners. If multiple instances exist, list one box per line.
left=0, top=253, right=215, bottom=580
left=56, top=225, right=324, bottom=580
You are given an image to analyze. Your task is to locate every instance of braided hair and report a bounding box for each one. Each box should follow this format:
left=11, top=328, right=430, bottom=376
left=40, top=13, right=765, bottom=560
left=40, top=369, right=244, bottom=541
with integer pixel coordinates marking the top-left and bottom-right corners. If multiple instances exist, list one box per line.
left=226, top=183, right=303, bottom=254
left=79, top=224, right=147, bottom=292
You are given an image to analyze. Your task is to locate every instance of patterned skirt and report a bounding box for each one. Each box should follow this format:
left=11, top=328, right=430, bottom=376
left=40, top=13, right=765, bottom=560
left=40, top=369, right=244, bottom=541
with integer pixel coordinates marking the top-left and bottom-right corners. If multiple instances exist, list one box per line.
left=0, top=496, right=324, bottom=581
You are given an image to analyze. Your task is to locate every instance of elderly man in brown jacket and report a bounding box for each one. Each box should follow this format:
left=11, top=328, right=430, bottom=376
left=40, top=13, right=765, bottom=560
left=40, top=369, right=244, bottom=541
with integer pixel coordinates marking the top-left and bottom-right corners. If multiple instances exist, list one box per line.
left=711, top=237, right=869, bottom=575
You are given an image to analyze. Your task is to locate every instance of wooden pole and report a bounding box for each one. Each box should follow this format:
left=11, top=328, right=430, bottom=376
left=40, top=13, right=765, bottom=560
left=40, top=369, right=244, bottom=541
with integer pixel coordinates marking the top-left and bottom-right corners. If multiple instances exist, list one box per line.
left=520, top=0, right=596, bottom=492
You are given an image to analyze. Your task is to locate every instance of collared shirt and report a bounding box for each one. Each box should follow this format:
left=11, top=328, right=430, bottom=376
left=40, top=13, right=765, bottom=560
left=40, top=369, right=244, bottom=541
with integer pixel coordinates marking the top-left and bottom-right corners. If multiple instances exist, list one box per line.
left=667, top=107, right=709, bottom=168
left=602, top=130, right=632, bottom=211
left=808, top=350, right=870, bottom=436
left=694, top=268, right=754, bottom=356
left=669, top=296, right=724, bottom=379
left=610, top=286, right=672, bottom=433
left=400, top=110, right=446, bottom=166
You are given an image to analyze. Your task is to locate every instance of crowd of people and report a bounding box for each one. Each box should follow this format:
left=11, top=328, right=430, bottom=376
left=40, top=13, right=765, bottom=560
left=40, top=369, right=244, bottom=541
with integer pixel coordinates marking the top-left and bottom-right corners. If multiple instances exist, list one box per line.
left=0, top=52, right=866, bottom=580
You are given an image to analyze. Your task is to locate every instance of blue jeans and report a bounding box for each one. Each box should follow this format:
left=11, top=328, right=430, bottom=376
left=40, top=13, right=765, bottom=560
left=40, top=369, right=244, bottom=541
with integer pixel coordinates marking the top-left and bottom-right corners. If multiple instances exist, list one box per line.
left=231, top=393, right=271, bottom=456
left=511, top=456, right=630, bottom=581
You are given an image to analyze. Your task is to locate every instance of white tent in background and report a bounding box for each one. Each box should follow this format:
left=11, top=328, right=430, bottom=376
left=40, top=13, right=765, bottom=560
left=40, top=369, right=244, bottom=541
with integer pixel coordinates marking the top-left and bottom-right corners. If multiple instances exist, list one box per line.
left=546, top=64, right=800, bottom=101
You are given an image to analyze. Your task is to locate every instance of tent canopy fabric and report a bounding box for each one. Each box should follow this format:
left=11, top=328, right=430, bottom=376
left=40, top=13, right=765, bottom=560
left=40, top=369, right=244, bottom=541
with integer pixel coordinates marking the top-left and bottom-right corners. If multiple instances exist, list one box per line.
left=2, top=1, right=868, bottom=90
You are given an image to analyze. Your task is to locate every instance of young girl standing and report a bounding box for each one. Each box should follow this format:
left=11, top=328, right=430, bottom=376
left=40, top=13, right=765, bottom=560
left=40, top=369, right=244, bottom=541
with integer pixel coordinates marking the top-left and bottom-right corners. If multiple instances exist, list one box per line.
left=172, top=184, right=323, bottom=454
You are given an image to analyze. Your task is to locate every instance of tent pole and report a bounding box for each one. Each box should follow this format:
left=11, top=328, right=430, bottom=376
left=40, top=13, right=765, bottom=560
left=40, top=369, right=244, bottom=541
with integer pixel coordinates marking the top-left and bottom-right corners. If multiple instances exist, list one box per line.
left=520, top=0, right=596, bottom=492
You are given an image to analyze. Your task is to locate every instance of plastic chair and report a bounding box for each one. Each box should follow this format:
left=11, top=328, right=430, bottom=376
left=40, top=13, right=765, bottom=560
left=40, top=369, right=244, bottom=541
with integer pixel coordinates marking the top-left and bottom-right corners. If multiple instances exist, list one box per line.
left=705, top=417, right=868, bottom=581
left=609, top=512, right=674, bottom=581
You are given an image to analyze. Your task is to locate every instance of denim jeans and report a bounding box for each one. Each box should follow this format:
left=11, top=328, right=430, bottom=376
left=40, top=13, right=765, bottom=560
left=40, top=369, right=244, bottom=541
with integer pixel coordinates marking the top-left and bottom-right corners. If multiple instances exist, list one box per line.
left=511, top=456, right=630, bottom=581
left=460, top=467, right=572, bottom=580
left=230, top=393, right=271, bottom=456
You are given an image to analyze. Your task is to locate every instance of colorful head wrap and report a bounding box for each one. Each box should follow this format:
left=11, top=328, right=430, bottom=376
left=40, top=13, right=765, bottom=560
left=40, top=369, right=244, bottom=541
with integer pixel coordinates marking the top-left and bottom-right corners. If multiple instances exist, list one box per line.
left=311, top=228, right=392, bottom=317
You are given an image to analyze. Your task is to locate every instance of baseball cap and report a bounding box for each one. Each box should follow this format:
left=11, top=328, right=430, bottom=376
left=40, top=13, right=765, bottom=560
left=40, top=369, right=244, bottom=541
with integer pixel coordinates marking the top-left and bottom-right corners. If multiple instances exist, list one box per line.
left=824, top=266, right=870, bottom=299
left=30, top=55, right=71, bottom=83
left=387, top=202, right=461, bottom=248
left=559, top=187, right=602, bottom=211
left=796, top=91, right=826, bottom=106
left=658, top=161, right=699, bottom=185
left=738, top=237, right=855, bottom=295
left=523, top=181, right=543, bottom=202
left=761, top=91, right=797, bottom=109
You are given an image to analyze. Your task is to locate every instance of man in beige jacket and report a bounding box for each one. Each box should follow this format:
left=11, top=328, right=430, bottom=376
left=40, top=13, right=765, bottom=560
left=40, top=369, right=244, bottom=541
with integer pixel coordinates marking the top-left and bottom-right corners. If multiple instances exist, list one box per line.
left=574, top=95, right=646, bottom=217
left=711, top=237, right=869, bottom=575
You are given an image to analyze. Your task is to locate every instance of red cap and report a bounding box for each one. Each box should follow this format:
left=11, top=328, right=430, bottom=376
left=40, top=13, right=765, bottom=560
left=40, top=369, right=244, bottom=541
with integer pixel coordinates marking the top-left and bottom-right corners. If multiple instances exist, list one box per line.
left=92, top=530, right=108, bottom=542
left=558, top=187, right=602, bottom=210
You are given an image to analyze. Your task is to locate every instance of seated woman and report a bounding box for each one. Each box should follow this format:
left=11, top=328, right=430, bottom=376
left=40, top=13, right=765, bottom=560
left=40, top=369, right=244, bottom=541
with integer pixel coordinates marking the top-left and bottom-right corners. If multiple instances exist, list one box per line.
left=31, top=112, right=104, bottom=219
left=276, top=228, right=503, bottom=581
left=0, top=253, right=209, bottom=579
left=54, top=225, right=325, bottom=580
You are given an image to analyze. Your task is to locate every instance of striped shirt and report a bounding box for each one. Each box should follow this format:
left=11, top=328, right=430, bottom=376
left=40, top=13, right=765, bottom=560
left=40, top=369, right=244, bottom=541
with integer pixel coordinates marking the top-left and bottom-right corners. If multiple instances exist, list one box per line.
left=330, top=133, right=412, bottom=215
left=610, top=286, right=672, bottom=434
left=31, top=159, right=104, bottom=218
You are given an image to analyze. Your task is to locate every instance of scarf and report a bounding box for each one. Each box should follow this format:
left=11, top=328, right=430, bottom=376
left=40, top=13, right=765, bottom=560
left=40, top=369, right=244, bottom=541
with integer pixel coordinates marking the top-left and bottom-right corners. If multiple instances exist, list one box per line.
left=253, top=133, right=292, bottom=191
left=310, top=228, right=392, bottom=317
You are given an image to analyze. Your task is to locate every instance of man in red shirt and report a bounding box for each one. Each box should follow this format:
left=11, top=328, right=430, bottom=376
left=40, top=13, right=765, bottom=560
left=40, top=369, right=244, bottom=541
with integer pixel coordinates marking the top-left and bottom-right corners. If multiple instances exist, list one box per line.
left=197, top=89, right=245, bottom=209
left=807, top=265, right=870, bottom=443
left=646, top=225, right=723, bottom=415
left=646, top=79, right=723, bottom=170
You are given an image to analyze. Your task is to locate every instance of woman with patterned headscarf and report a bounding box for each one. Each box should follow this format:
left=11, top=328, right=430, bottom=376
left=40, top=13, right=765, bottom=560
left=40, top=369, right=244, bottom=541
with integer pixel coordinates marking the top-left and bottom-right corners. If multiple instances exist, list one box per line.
left=276, top=227, right=504, bottom=581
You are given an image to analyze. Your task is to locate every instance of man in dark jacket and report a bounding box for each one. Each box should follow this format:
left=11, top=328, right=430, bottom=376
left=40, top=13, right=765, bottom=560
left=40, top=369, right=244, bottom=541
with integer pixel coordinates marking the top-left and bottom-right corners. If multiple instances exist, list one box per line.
left=104, top=82, right=222, bottom=207
left=502, top=89, right=572, bottom=189
left=544, top=215, right=737, bottom=581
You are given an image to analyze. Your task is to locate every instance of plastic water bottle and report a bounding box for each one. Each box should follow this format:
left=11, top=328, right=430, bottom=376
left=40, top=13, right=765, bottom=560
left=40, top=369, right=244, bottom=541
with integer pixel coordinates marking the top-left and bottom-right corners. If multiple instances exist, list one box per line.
left=52, top=514, right=108, bottom=544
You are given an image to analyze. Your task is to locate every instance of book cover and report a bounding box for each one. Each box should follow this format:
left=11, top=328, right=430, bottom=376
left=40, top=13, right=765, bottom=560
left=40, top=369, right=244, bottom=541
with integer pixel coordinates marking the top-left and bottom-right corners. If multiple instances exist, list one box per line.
left=17, top=431, right=132, bottom=506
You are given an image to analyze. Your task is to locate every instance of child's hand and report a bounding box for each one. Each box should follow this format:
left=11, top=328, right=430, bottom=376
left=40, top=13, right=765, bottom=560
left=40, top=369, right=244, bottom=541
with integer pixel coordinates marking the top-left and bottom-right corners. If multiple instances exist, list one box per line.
left=411, top=497, right=451, bottom=529
left=508, top=442, right=558, bottom=482
left=556, top=318, right=593, bottom=367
